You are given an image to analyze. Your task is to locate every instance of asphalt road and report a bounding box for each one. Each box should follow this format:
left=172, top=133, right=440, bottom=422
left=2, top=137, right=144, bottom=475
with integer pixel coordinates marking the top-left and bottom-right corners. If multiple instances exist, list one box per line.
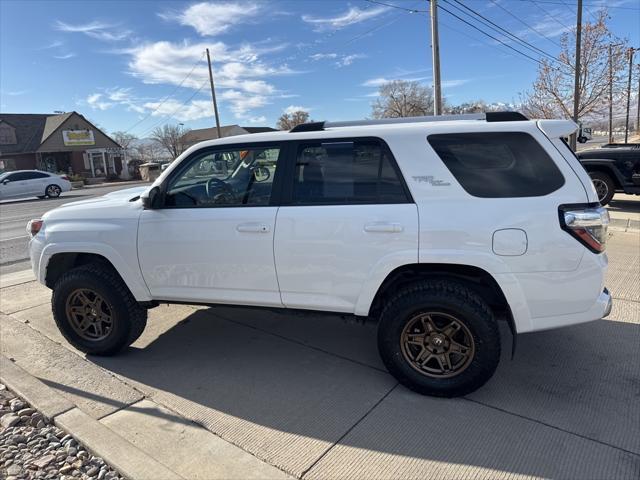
left=0, top=182, right=149, bottom=273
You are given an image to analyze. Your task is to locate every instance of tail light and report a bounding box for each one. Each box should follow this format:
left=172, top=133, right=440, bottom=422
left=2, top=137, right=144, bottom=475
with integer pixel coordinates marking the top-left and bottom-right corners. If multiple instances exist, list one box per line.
left=60, top=175, right=70, bottom=181
left=27, top=219, right=44, bottom=237
left=559, top=204, right=609, bottom=253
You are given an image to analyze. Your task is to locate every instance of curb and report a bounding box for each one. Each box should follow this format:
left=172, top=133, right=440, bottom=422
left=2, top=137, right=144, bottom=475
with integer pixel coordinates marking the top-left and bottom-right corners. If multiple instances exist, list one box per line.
left=0, top=269, right=35, bottom=289
left=0, top=355, right=183, bottom=480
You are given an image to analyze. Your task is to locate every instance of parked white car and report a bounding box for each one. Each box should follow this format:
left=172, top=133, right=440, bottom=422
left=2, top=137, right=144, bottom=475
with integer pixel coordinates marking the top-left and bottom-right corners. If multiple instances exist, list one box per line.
left=0, top=170, right=71, bottom=201
left=27, top=112, right=611, bottom=397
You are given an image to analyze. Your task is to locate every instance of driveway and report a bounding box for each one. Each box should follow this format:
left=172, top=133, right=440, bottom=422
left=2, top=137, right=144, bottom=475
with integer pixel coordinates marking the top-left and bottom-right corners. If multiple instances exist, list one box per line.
left=0, top=201, right=638, bottom=479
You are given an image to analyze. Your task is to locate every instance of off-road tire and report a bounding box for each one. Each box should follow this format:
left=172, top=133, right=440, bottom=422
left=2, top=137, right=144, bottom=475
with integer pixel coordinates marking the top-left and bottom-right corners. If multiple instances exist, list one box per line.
left=377, top=280, right=501, bottom=397
left=52, top=263, right=147, bottom=355
left=589, top=171, right=615, bottom=206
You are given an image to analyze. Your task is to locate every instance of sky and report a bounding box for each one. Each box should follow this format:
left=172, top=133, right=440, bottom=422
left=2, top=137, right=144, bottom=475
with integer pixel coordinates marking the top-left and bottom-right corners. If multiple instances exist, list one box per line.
left=1, top=0, right=639, bottom=137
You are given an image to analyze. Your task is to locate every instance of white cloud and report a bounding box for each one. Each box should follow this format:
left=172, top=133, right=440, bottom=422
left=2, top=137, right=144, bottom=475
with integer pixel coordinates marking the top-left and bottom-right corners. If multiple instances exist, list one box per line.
left=247, top=115, right=267, bottom=124
left=362, top=77, right=391, bottom=88
left=310, top=53, right=338, bottom=61
left=284, top=105, right=310, bottom=115
left=86, top=93, right=114, bottom=110
left=53, top=53, right=76, bottom=60
left=143, top=99, right=213, bottom=122
left=302, top=6, right=387, bottom=31
left=336, top=54, right=365, bottom=67
left=160, top=2, right=261, bottom=36
left=442, top=79, right=471, bottom=88
left=55, top=20, right=130, bottom=42
left=126, top=40, right=297, bottom=120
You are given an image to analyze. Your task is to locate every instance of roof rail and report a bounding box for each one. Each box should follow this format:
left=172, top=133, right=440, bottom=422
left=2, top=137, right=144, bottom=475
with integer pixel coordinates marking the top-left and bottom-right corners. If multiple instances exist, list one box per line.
left=289, top=111, right=528, bottom=132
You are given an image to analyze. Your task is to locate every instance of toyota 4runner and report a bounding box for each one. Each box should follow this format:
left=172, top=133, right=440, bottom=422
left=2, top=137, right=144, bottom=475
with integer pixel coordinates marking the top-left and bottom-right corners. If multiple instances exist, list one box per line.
left=27, top=112, right=612, bottom=397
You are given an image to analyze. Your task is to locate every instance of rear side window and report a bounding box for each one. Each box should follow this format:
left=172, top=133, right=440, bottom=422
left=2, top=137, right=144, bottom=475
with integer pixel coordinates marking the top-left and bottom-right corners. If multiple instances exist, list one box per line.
left=427, top=132, right=565, bottom=198
left=292, top=139, right=409, bottom=205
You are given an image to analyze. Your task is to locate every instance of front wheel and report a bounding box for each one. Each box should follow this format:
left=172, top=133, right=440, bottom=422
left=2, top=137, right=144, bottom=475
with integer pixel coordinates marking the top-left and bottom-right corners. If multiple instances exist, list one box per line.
left=52, top=263, right=147, bottom=355
left=377, top=280, right=501, bottom=397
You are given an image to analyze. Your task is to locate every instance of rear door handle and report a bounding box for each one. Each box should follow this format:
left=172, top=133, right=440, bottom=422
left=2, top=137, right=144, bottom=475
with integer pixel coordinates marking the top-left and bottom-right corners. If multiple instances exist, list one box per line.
left=236, top=223, right=270, bottom=233
left=364, top=222, right=403, bottom=233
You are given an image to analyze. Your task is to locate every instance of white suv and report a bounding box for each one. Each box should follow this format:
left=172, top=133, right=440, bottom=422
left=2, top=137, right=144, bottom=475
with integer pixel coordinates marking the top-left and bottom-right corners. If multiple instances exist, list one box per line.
left=28, top=112, right=612, bottom=397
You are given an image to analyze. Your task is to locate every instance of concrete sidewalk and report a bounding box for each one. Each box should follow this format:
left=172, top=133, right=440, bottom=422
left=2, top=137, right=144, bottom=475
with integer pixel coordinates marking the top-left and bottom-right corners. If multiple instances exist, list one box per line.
left=1, top=232, right=639, bottom=479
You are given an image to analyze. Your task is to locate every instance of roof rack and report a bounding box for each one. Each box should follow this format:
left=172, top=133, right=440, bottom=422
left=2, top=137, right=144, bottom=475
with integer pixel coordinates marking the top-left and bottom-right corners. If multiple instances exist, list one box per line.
left=289, top=111, right=528, bottom=132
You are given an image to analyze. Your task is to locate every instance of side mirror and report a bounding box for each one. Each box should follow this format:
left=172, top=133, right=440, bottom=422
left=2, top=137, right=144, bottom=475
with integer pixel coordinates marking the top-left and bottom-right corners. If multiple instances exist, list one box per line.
left=1, top=179, right=9, bottom=185
left=141, top=186, right=160, bottom=209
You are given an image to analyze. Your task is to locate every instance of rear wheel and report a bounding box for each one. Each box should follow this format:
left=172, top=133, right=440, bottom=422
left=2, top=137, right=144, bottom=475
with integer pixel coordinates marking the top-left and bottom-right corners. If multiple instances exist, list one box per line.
left=45, top=184, right=62, bottom=198
left=589, top=171, right=615, bottom=206
left=52, top=263, right=147, bottom=355
left=377, top=280, right=501, bottom=397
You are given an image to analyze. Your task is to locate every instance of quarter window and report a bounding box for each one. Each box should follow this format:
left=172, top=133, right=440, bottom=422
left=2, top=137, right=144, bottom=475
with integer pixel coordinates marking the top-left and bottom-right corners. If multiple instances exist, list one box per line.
left=292, top=139, right=408, bottom=205
left=164, top=146, right=281, bottom=207
left=427, top=132, right=565, bottom=198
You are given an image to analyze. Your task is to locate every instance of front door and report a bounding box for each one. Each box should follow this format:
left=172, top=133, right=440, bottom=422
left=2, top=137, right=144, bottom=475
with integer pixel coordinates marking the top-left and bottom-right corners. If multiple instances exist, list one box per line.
left=274, top=138, right=419, bottom=314
left=138, top=143, right=285, bottom=306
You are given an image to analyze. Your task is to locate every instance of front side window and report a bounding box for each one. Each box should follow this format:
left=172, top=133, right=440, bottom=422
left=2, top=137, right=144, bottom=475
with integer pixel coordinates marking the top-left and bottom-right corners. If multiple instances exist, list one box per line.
left=292, top=139, right=408, bottom=205
left=164, top=145, right=280, bottom=207
left=427, top=132, right=565, bottom=198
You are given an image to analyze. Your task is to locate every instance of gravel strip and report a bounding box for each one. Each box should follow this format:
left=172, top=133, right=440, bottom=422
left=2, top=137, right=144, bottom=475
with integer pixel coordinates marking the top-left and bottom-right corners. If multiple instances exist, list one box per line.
left=0, top=383, right=125, bottom=480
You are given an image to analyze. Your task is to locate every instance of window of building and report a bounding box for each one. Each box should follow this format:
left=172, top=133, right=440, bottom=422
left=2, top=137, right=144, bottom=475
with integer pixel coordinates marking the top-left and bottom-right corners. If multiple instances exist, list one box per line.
left=292, top=139, right=409, bottom=205
left=427, top=132, right=565, bottom=198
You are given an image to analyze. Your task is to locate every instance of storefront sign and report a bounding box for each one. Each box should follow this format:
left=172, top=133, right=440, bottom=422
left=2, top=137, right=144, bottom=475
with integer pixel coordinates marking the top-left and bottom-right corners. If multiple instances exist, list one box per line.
left=63, top=130, right=95, bottom=146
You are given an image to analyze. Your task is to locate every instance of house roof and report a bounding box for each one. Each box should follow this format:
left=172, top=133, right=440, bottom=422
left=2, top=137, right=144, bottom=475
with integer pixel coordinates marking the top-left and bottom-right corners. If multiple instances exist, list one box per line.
left=0, top=114, right=52, bottom=155
left=181, top=125, right=277, bottom=146
left=0, top=111, right=119, bottom=155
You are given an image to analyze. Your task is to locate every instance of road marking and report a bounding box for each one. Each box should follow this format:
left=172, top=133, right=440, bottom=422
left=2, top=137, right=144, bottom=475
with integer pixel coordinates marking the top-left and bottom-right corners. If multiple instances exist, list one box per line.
left=1, top=235, right=29, bottom=241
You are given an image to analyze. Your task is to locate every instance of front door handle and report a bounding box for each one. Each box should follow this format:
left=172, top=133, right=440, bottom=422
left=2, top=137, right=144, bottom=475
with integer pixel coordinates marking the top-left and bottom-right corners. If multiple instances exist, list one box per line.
left=364, top=222, right=403, bottom=233
left=236, top=223, right=270, bottom=233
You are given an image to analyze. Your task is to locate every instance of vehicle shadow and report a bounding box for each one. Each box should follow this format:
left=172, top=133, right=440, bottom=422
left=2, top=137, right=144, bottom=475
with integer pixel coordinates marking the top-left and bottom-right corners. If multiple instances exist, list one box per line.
left=608, top=195, right=640, bottom=215
left=0, top=193, right=91, bottom=205
left=91, top=306, right=640, bottom=478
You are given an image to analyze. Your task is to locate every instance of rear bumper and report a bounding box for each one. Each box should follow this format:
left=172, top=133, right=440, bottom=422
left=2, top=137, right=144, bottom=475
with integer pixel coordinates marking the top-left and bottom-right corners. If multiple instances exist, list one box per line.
left=522, top=287, right=612, bottom=332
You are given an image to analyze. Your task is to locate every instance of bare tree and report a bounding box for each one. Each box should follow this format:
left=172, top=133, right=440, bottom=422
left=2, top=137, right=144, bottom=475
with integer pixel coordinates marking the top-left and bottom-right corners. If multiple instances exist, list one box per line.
left=371, top=80, right=434, bottom=118
left=445, top=100, right=511, bottom=114
left=131, top=141, right=167, bottom=163
left=521, top=11, right=628, bottom=120
left=150, top=124, right=190, bottom=159
left=276, top=110, right=310, bottom=130
left=111, top=131, right=137, bottom=150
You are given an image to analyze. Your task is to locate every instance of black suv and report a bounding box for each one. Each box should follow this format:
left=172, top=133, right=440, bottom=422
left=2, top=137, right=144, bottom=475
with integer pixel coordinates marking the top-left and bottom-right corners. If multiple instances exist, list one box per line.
left=578, top=143, right=640, bottom=205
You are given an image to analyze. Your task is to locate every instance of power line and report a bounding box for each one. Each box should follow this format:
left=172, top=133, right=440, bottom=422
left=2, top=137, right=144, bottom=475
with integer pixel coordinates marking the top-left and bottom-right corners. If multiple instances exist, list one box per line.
left=137, top=81, right=209, bottom=139
left=489, top=0, right=562, bottom=47
left=530, top=0, right=571, bottom=30
left=443, top=0, right=561, bottom=64
left=436, top=2, right=549, bottom=66
left=124, top=53, right=205, bottom=135
left=511, top=0, right=640, bottom=11
left=364, top=0, right=426, bottom=13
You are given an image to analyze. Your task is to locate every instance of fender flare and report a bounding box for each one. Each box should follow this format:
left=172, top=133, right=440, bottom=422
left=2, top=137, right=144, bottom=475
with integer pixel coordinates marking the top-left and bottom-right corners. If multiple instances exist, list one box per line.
left=39, top=242, right=152, bottom=302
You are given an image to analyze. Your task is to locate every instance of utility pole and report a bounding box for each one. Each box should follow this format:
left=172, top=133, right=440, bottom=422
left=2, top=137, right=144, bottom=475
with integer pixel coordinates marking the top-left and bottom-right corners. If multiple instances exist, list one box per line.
left=206, top=48, right=222, bottom=139
left=624, top=48, right=635, bottom=144
left=608, top=44, right=614, bottom=143
left=430, top=0, right=442, bottom=116
left=570, top=0, right=582, bottom=151
left=636, top=64, right=640, bottom=134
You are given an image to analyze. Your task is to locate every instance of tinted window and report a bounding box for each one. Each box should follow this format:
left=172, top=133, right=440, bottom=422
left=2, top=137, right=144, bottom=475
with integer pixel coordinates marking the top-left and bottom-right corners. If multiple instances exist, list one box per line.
left=7, top=172, right=30, bottom=181
left=292, top=139, right=408, bottom=205
left=427, top=132, right=565, bottom=198
left=165, top=146, right=281, bottom=207
left=21, top=171, right=49, bottom=180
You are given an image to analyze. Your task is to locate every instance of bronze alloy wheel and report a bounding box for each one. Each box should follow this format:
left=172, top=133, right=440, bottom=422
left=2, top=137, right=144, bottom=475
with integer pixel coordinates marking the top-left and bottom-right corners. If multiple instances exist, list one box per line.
left=400, top=312, right=475, bottom=378
left=65, top=288, right=113, bottom=341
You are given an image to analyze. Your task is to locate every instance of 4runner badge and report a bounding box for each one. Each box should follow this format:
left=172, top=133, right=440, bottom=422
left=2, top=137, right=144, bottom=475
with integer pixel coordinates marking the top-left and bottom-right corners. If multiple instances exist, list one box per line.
left=412, top=175, right=451, bottom=186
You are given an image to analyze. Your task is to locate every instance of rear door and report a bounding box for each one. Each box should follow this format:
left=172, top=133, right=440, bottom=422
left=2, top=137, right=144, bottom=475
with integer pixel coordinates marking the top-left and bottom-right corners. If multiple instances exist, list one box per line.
left=274, top=137, right=418, bottom=313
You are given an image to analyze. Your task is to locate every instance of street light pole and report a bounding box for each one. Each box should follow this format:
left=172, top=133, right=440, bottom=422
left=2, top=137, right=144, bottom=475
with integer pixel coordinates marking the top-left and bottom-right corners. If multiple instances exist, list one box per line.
left=430, top=0, right=442, bottom=115
left=571, top=0, right=583, bottom=151
left=608, top=44, right=614, bottom=144
left=206, top=48, right=222, bottom=139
